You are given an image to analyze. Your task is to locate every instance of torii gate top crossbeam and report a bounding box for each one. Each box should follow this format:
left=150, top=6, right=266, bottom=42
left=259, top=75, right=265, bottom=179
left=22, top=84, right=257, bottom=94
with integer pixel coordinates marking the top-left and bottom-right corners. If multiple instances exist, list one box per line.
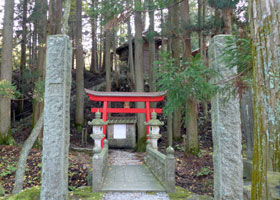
left=85, top=89, right=167, bottom=102
left=85, top=89, right=167, bottom=148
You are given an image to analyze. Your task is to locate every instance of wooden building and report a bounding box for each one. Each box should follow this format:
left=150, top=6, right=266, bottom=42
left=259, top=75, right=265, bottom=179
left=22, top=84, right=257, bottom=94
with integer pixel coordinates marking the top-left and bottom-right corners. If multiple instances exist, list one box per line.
left=116, top=36, right=163, bottom=75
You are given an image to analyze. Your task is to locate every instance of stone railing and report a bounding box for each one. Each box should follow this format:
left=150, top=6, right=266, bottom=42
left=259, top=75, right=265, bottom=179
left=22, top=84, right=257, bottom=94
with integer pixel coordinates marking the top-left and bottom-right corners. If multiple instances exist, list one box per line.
left=145, top=144, right=175, bottom=192
left=92, top=140, right=109, bottom=192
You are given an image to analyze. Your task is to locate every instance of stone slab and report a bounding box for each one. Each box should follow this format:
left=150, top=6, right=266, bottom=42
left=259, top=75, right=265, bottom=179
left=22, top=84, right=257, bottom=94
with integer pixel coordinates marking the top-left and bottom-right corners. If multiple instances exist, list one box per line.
left=101, top=165, right=165, bottom=192
left=209, top=35, right=243, bottom=200
left=40, top=35, right=72, bottom=200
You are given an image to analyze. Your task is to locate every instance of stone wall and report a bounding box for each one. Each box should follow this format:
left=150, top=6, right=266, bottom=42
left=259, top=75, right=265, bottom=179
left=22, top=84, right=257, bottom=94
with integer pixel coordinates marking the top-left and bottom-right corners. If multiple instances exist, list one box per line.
left=145, top=145, right=175, bottom=192
left=92, top=141, right=109, bottom=192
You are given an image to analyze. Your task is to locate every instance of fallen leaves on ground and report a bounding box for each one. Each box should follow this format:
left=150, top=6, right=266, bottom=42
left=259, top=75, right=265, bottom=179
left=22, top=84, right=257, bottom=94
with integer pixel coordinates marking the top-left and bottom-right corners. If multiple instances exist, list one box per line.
left=0, top=145, right=89, bottom=195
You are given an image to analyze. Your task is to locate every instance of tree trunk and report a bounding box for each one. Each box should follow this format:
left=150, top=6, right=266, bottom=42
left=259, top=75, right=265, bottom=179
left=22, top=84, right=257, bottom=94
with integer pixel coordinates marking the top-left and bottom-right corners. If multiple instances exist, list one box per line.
left=162, top=7, right=171, bottom=146
left=181, top=0, right=199, bottom=153
left=148, top=0, right=156, bottom=94
left=201, top=0, right=208, bottom=120
left=197, top=0, right=202, bottom=49
left=0, top=0, right=15, bottom=144
left=134, top=0, right=146, bottom=151
left=167, top=113, right=173, bottom=146
left=249, top=1, right=280, bottom=199
left=99, top=17, right=103, bottom=72
left=31, top=29, right=37, bottom=66
left=160, top=9, right=166, bottom=51
left=28, top=25, right=33, bottom=69
left=75, top=0, right=85, bottom=126
left=181, top=0, right=192, bottom=60
left=240, top=88, right=254, bottom=160
left=214, top=8, right=220, bottom=35
left=170, top=0, right=182, bottom=140
left=112, top=27, right=119, bottom=89
left=32, top=0, right=47, bottom=146
left=90, top=0, right=98, bottom=73
left=127, top=14, right=135, bottom=90
left=18, top=0, right=28, bottom=114
left=102, top=32, right=106, bottom=72
left=105, top=29, right=111, bottom=91
left=185, top=98, right=199, bottom=153
left=20, top=0, right=28, bottom=67
left=12, top=114, right=44, bottom=194
left=49, top=0, right=62, bottom=35
left=222, top=7, right=232, bottom=34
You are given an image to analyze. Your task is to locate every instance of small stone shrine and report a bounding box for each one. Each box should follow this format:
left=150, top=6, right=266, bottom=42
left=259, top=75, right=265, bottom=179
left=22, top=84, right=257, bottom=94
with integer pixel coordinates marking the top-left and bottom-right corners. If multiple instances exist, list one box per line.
left=107, top=117, right=137, bottom=149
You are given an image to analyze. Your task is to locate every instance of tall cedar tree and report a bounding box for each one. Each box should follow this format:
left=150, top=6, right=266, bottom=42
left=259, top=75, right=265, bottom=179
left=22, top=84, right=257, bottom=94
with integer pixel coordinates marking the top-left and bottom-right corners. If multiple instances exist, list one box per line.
left=90, top=0, right=98, bottom=73
left=75, top=0, right=85, bottom=126
left=0, top=0, right=15, bottom=144
left=32, top=0, right=48, bottom=146
left=249, top=1, right=280, bottom=199
left=134, top=0, right=146, bottom=151
left=181, top=0, right=199, bottom=153
left=18, top=0, right=28, bottom=114
left=169, top=0, right=182, bottom=140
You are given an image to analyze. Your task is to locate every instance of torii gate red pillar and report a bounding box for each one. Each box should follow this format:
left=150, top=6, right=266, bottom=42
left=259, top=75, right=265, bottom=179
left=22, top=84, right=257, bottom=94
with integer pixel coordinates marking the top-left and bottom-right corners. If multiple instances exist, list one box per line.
left=85, top=89, right=167, bottom=148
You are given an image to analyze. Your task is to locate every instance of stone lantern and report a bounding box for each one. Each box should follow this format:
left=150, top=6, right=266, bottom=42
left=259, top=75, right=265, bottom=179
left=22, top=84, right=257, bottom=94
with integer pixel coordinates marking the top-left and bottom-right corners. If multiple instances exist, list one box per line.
left=88, top=111, right=108, bottom=152
left=144, top=111, right=164, bottom=149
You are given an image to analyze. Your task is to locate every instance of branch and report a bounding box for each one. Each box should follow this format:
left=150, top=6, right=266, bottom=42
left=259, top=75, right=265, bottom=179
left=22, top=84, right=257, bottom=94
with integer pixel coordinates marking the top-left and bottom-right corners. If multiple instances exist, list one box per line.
left=214, top=67, right=250, bottom=85
left=12, top=113, right=44, bottom=194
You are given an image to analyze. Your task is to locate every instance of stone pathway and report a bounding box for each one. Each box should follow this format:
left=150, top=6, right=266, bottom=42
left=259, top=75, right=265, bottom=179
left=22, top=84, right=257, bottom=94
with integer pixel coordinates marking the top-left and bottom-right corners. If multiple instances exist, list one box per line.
left=108, top=149, right=145, bottom=166
left=102, top=165, right=165, bottom=192
left=101, top=149, right=170, bottom=199
left=102, top=192, right=169, bottom=200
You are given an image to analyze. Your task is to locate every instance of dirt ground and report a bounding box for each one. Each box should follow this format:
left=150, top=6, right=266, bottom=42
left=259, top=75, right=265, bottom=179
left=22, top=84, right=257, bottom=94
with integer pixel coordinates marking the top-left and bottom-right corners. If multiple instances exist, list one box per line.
left=0, top=116, right=213, bottom=196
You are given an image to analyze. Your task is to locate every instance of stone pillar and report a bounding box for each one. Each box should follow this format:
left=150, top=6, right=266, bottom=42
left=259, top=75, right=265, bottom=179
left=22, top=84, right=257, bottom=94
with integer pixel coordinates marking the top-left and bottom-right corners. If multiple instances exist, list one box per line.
left=92, top=140, right=108, bottom=192
left=40, top=35, right=72, bottom=200
left=165, top=146, right=175, bottom=192
left=209, top=35, right=243, bottom=200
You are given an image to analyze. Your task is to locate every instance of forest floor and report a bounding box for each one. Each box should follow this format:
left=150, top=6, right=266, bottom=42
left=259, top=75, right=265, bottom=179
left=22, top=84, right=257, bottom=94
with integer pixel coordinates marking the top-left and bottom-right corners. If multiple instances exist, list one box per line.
left=0, top=117, right=213, bottom=196
left=0, top=71, right=214, bottom=197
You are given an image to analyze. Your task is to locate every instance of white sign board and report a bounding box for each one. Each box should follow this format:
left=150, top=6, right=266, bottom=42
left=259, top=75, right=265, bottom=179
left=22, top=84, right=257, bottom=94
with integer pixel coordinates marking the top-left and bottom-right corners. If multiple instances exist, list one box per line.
left=113, top=124, right=126, bottom=139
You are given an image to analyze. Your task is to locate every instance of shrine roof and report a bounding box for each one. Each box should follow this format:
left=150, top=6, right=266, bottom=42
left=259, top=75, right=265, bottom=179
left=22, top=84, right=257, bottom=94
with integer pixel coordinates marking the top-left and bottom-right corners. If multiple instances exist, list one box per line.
left=85, top=89, right=167, bottom=98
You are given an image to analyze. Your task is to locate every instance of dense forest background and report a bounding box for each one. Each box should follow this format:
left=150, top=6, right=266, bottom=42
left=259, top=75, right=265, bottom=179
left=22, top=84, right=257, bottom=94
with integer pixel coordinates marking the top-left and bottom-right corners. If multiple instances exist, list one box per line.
left=0, top=0, right=248, bottom=147
left=0, top=0, right=279, bottom=199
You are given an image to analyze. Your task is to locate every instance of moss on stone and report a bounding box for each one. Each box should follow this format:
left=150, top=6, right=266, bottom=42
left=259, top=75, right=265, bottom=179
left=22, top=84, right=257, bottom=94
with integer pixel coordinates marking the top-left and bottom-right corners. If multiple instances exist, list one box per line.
left=5, top=186, right=41, bottom=200
left=169, top=186, right=192, bottom=200
left=1, top=186, right=104, bottom=200
left=70, top=186, right=104, bottom=200
left=136, top=136, right=146, bottom=152
left=146, top=192, right=156, bottom=195
left=168, top=187, right=213, bottom=200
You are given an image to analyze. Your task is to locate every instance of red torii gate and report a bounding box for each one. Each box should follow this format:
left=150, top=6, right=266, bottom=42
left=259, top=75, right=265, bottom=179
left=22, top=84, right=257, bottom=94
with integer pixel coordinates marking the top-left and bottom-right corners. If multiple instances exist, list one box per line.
left=85, top=89, right=167, bottom=147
